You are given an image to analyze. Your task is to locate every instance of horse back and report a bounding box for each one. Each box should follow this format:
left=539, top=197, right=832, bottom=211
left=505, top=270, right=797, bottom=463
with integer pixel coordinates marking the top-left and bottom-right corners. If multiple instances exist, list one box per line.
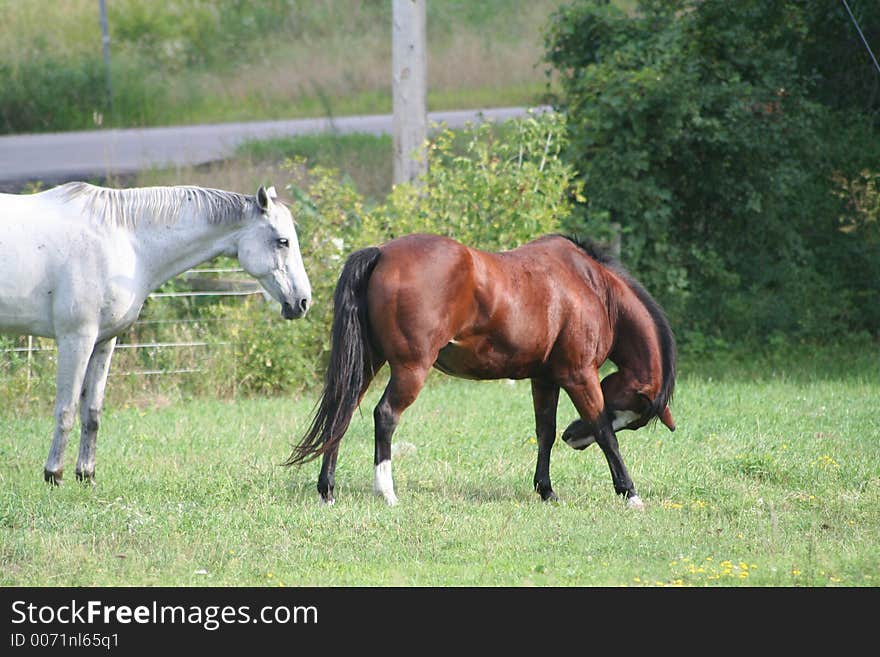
left=365, top=233, right=616, bottom=379
left=0, top=190, right=137, bottom=338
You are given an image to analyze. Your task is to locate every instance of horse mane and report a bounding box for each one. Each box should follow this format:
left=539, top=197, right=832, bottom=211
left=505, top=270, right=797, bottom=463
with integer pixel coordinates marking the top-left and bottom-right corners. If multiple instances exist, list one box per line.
left=559, top=233, right=676, bottom=417
left=50, top=182, right=256, bottom=229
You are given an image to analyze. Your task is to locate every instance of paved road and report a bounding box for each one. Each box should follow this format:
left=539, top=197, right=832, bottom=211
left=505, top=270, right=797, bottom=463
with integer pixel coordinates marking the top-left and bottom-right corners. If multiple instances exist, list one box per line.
left=0, top=106, right=544, bottom=187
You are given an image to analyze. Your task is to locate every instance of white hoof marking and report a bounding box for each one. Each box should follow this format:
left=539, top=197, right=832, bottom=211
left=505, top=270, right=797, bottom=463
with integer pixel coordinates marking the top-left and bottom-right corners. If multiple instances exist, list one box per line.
left=318, top=494, right=335, bottom=506
left=374, top=459, right=398, bottom=506
left=626, top=495, right=645, bottom=510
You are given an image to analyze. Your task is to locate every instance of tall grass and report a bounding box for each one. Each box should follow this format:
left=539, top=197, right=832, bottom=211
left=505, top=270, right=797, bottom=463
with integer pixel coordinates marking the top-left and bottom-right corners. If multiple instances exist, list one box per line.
left=0, top=0, right=559, bottom=133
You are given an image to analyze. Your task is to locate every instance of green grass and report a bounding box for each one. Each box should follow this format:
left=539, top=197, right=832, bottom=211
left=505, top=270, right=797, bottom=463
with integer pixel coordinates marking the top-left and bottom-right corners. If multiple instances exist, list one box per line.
left=132, top=81, right=552, bottom=129
left=2, top=348, right=877, bottom=587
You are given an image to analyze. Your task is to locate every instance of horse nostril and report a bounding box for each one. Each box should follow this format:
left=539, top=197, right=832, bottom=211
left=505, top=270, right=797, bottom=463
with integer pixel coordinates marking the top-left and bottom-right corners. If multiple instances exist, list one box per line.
left=299, top=297, right=309, bottom=313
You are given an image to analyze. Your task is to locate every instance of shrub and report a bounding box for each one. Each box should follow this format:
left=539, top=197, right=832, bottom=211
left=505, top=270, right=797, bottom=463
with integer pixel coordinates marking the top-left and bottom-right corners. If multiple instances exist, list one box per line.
left=363, top=111, right=579, bottom=251
left=0, top=56, right=109, bottom=133
left=544, top=0, right=880, bottom=343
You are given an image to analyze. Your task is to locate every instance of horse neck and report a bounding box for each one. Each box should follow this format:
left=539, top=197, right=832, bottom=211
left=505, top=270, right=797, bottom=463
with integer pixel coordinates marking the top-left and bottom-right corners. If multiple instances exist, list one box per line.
left=131, top=208, right=247, bottom=292
left=609, top=287, right=664, bottom=383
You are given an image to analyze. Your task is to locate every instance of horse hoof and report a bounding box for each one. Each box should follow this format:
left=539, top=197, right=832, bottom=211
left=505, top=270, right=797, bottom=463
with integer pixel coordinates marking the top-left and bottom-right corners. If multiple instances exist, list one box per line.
left=44, top=469, right=62, bottom=486
left=375, top=488, right=399, bottom=506
left=75, top=471, right=96, bottom=486
left=562, top=420, right=596, bottom=450
left=626, top=495, right=645, bottom=511
left=536, top=485, right=558, bottom=502
left=318, top=494, right=335, bottom=506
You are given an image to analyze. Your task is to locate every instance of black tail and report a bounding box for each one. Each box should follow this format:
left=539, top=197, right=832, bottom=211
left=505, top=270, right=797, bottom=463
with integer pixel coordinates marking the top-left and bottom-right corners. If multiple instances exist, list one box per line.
left=284, top=246, right=382, bottom=466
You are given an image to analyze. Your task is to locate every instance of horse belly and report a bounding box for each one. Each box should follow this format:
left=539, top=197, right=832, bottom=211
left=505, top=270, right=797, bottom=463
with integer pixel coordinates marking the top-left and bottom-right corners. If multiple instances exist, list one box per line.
left=0, top=244, right=56, bottom=337
left=0, top=217, right=139, bottom=339
left=0, top=305, right=53, bottom=336
left=434, top=340, right=536, bottom=380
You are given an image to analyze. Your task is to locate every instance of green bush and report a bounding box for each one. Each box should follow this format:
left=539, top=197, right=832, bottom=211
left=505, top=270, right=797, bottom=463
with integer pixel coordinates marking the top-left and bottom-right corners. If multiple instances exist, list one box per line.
left=107, top=0, right=304, bottom=72
left=544, top=0, right=880, bottom=343
left=363, top=111, right=579, bottom=250
left=0, top=51, right=180, bottom=133
left=0, top=56, right=109, bottom=133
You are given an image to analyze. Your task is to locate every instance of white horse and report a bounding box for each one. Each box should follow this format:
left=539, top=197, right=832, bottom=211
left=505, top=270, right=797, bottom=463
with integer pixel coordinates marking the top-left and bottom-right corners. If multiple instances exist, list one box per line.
left=0, top=182, right=312, bottom=484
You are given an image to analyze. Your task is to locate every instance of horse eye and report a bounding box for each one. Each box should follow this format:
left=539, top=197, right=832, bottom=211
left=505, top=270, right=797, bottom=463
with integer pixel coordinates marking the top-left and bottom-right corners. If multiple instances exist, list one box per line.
left=276, top=238, right=290, bottom=248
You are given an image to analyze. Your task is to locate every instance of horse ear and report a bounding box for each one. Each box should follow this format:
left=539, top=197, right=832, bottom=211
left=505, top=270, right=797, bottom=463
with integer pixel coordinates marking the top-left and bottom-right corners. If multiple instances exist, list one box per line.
left=659, top=405, right=676, bottom=432
left=257, top=186, right=272, bottom=212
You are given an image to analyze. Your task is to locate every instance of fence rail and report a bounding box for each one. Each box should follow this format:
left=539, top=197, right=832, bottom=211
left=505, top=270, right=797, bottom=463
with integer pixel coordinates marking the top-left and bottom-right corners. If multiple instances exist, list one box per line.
left=148, top=290, right=262, bottom=298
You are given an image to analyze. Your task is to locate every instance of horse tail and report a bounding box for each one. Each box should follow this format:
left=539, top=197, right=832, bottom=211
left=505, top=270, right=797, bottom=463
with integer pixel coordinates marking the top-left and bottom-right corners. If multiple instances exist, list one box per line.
left=625, top=276, right=677, bottom=428
left=284, top=246, right=382, bottom=466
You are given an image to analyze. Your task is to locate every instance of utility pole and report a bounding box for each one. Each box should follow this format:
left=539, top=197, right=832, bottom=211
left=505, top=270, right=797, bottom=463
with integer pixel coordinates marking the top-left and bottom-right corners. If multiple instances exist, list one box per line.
left=392, top=0, right=427, bottom=185
left=98, top=0, right=113, bottom=116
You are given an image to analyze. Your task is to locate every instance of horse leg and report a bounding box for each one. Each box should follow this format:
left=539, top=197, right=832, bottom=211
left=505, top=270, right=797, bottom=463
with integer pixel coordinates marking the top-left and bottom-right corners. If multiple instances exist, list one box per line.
left=373, top=362, right=430, bottom=506
left=317, top=357, right=385, bottom=505
left=316, top=448, right=339, bottom=505
left=563, top=373, right=644, bottom=509
left=75, top=336, right=116, bottom=484
left=44, top=333, right=97, bottom=484
left=531, top=379, right=560, bottom=502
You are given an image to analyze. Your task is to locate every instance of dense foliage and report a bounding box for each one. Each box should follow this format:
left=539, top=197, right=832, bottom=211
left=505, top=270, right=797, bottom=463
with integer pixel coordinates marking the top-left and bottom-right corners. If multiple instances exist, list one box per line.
left=544, top=0, right=880, bottom=344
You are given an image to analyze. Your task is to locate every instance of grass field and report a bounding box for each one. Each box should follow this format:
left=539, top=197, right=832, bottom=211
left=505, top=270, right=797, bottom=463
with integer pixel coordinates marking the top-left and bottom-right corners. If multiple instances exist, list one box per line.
left=2, top=346, right=877, bottom=587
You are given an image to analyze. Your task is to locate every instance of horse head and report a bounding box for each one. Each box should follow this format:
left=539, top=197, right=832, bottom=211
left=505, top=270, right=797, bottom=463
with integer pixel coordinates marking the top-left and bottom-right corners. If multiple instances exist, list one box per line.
left=605, top=377, right=677, bottom=434
left=237, top=185, right=312, bottom=319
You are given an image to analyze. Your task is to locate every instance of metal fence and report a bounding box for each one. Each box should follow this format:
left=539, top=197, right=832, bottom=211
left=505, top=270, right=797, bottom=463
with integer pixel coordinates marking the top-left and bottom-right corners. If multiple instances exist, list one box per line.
left=0, top=266, right=263, bottom=380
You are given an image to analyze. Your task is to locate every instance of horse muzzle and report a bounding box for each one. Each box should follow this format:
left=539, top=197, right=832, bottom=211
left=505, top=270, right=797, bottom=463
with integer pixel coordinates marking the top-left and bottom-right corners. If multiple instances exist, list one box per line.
left=282, top=296, right=310, bottom=319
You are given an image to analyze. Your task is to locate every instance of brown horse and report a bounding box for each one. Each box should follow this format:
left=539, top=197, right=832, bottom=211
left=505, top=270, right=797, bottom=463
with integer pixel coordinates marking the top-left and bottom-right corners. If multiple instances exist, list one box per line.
left=286, top=233, right=676, bottom=508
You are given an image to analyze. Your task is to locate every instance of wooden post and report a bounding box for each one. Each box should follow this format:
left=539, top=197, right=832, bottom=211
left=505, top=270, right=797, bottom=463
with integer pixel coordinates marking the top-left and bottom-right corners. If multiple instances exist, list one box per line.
left=26, top=335, right=33, bottom=390
left=392, top=0, right=427, bottom=185
left=609, top=222, right=621, bottom=258
left=98, top=0, right=113, bottom=115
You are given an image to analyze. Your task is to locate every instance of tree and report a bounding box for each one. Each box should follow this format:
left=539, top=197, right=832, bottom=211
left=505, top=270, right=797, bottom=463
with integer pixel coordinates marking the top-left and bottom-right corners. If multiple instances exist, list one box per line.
left=545, top=0, right=880, bottom=341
